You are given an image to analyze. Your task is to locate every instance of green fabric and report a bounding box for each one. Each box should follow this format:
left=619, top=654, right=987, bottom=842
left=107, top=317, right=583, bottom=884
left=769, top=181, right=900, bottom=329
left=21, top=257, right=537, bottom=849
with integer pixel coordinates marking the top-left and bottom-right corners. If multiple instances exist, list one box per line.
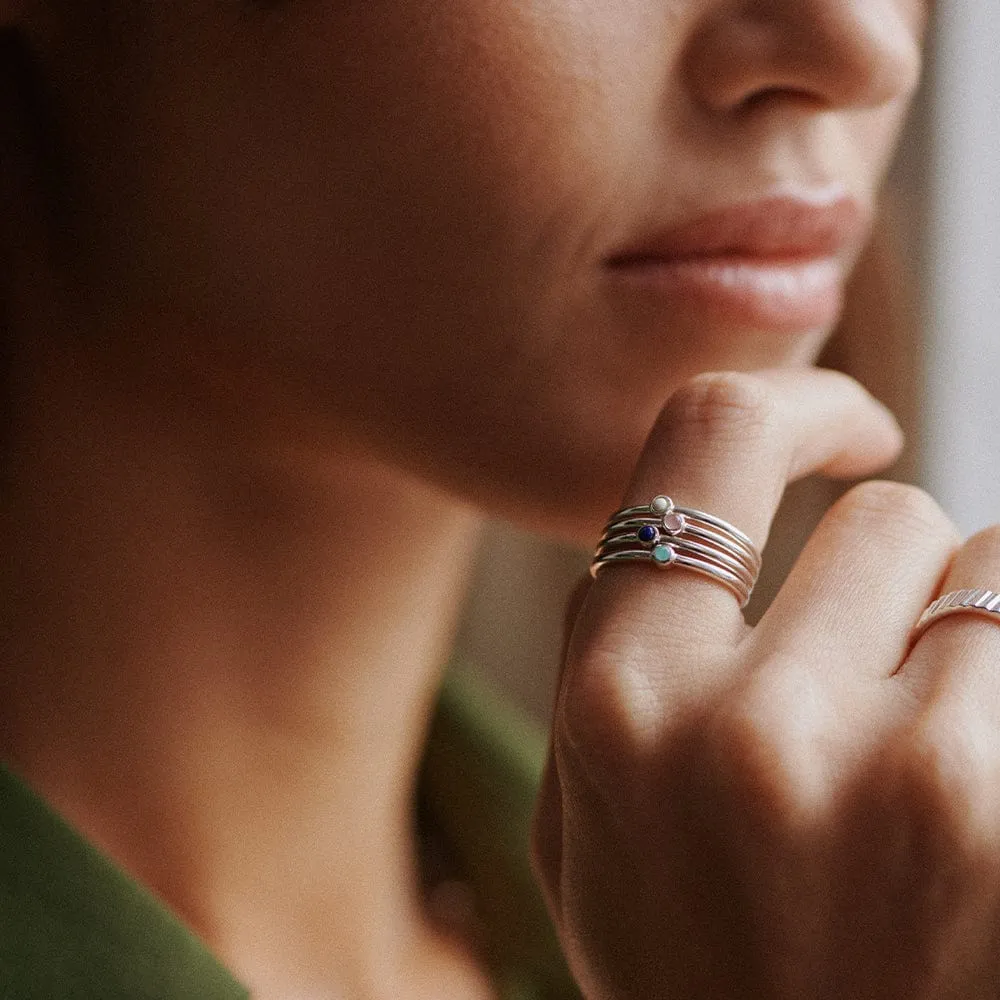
left=0, top=764, right=249, bottom=999
left=0, top=672, right=579, bottom=999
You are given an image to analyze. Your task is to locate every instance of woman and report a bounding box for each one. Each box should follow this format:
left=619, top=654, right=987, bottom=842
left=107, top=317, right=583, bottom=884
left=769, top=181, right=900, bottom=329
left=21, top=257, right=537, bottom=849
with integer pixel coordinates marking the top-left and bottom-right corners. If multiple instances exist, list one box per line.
left=3, top=1, right=994, bottom=998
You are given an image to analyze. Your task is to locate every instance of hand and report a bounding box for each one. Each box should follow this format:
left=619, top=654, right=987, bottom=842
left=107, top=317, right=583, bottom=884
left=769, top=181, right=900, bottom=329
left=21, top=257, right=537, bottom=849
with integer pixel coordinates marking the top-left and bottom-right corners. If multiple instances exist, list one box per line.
left=532, top=369, right=1000, bottom=1000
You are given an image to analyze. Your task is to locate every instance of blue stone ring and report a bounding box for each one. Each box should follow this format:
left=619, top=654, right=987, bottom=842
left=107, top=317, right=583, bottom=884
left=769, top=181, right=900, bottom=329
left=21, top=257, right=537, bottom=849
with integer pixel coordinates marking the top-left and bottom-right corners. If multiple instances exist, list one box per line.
left=590, top=495, right=762, bottom=609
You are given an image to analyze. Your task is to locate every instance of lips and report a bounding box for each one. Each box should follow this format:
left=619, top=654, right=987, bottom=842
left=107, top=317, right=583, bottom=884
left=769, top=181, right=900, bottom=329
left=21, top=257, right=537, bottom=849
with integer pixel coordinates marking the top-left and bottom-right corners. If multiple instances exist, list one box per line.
left=605, top=194, right=869, bottom=333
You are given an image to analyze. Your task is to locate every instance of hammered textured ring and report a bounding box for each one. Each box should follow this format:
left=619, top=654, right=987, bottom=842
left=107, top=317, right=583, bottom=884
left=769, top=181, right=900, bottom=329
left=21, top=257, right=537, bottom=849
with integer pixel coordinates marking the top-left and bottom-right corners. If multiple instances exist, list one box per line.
left=911, top=588, right=1000, bottom=643
left=591, top=495, right=763, bottom=609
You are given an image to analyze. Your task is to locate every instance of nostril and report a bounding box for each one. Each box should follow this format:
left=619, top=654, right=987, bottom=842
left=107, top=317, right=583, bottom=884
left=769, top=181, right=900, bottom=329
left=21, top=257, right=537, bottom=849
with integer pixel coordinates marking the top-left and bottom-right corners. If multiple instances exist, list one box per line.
left=738, top=87, right=827, bottom=117
left=684, top=2, right=924, bottom=116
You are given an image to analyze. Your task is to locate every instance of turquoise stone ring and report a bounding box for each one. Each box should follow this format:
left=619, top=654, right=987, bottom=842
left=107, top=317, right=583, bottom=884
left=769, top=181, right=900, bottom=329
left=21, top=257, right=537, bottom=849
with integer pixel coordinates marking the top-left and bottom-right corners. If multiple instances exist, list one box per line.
left=651, top=544, right=675, bottom=566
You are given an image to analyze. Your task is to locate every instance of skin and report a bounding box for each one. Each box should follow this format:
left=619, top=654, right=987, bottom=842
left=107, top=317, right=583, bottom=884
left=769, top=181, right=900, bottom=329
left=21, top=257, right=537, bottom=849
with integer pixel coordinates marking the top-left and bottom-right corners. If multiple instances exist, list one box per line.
left=10, top=1, right=1000, bottom=999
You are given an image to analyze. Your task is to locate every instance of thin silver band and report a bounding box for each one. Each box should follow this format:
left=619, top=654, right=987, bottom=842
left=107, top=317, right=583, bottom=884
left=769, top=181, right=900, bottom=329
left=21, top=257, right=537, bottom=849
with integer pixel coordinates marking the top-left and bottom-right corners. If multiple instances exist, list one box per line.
left=912, top=588, right=1000, bottom=642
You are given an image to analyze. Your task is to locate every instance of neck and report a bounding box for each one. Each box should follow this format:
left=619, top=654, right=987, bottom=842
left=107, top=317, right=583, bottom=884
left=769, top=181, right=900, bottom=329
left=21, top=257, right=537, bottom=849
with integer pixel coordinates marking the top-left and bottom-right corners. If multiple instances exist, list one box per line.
left=0, top=341, right=489, bottom=998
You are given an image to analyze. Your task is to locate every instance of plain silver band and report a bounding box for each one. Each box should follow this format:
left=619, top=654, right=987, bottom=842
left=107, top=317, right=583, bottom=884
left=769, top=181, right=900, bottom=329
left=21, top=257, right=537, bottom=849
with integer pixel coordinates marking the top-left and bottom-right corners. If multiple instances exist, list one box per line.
left=912, top=589, right=1000, bottom=642
left=590, top=548, right=752, bottom=607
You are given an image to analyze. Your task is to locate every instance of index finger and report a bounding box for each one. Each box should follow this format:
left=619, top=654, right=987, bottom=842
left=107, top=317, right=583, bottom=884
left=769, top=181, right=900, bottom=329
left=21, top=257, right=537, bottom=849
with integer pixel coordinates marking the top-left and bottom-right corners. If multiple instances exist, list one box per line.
left=577, top=368, right=903, bottom=657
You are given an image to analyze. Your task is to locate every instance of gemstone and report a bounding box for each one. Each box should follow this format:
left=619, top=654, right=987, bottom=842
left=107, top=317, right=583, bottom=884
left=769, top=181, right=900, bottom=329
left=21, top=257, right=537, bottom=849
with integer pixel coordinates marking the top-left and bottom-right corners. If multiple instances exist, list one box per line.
left=650, top=495, right=672, bottom=515
left=637, top=525, right=659, bottom=545
left=652, top=544, right=674, bottom=566
left=662, top=512, right=686, bottom=536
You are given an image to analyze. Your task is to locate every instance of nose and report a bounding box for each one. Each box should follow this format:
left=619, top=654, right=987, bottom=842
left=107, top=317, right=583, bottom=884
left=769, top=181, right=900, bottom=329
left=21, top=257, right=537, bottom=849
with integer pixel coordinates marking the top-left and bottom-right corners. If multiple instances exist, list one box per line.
left=684, top=0, right=923, bottom=114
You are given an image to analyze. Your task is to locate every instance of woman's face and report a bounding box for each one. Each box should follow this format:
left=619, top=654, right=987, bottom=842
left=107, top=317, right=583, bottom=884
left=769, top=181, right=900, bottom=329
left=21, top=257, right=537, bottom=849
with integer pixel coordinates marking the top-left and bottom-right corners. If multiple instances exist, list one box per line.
left=38, top=0, right=927, bottom=538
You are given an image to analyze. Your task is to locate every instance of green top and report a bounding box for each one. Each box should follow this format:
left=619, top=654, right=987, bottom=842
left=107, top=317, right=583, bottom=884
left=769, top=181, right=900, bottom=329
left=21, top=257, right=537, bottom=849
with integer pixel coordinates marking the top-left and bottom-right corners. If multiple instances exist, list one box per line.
left=0, top=671, right=580, bottom=1000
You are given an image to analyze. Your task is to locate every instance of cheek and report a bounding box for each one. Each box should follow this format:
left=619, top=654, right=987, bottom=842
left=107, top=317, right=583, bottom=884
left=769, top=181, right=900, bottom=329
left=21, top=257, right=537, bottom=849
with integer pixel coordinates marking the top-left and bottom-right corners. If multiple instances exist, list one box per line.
left=864, top=99, right=920, bottom=174
left=92, top=1, right=662, bottom=523
left=826, top=99, right=917, bottom=201
left=131, top=2, right=635, bottom=346
left=253, top=0, right=643, bottom=278
left=244, top=5, right=620, bottom=424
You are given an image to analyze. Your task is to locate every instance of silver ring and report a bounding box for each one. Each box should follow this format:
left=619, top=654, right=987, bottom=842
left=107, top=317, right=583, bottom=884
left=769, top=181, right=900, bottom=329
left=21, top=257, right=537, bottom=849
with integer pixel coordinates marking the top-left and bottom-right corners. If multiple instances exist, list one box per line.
left=911, top=588, right=1000, bottom=643
left=591, top=495, right=762, bottom=609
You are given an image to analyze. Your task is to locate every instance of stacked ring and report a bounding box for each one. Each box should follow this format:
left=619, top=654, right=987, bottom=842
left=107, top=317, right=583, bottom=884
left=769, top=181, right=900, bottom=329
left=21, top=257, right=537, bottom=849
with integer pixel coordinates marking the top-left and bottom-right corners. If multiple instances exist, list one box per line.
left=591, top=495, right=762, bottom=608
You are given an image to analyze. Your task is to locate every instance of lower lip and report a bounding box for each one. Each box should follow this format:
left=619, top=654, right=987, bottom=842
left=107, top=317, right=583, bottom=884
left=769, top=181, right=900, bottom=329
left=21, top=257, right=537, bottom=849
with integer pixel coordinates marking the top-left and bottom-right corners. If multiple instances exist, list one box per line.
left=606, top=255, right=845, bottom=333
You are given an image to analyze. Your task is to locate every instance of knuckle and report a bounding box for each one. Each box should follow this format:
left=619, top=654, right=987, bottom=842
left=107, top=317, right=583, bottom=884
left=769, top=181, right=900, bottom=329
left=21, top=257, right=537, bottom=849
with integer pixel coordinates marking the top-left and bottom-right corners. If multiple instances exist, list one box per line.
left=662, top=371, right=780, bottom=443
left=832, top=480, right=957, bottom=544
left=556, top=630, right=726, bottom=807
left=959, top=524, right=1000, bottom=566
left=891, top=712, right=1000, bottom=866
left=555, top=646, right=665, bottom=796
left=701, top=686, right=829, bottom=834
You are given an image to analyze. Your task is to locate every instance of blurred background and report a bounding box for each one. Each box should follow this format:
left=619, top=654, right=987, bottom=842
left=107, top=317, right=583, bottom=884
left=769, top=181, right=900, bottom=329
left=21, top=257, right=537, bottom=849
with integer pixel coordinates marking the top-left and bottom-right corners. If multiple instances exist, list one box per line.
left=452, top=5, right=1000, bottom=723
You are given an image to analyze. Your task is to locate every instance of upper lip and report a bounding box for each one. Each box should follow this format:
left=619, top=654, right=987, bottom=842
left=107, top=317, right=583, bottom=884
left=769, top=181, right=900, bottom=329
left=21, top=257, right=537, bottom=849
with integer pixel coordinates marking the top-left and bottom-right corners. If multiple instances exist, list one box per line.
left=606, top=193, right=869, bottom=266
